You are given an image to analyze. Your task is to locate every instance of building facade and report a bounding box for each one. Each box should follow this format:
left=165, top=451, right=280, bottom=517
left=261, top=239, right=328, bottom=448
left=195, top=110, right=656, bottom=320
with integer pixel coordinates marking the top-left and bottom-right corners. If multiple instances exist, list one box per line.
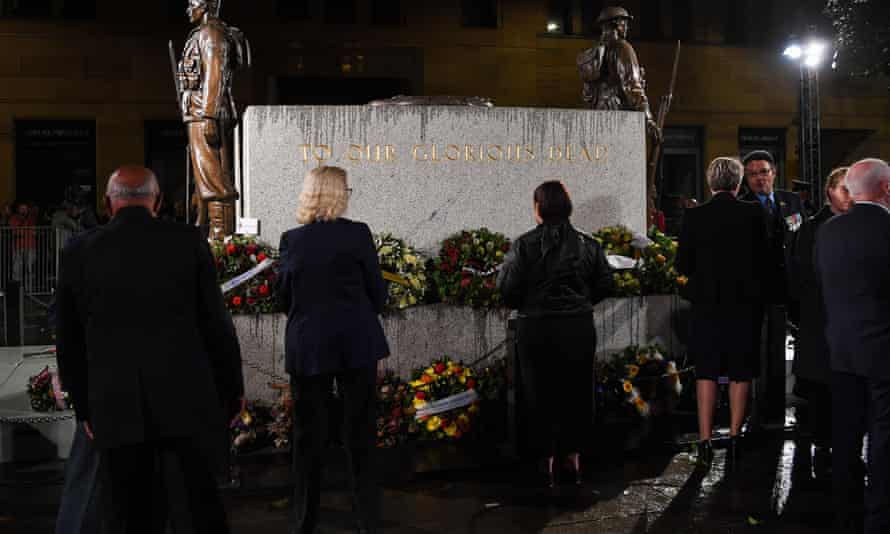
left=0, top=0, right=887, bottom=223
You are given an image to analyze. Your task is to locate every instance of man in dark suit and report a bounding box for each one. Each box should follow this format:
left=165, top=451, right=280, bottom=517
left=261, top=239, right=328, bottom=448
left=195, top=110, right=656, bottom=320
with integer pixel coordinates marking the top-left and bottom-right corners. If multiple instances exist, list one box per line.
left=816, top=158, right=890, bottom=534
left=55, top=165, right=244, bottom=533
left=740, top=150, right=805, bottom=424
left=677, top=156, right=769, bottom=468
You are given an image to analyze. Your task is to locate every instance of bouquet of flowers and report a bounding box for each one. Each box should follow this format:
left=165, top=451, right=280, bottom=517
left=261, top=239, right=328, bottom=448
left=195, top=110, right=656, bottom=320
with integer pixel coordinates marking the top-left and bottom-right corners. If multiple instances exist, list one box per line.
left=593, top=225, right=687, bottom=296
left=376, top=372, right=411, bottom=448
left=375, top=233, right=428, bottom=312
left=230, top=401, right=273, bottom=454
left=431, top=228, right=510, bottom=308
left=27, top=366, right=72, bottom=412
left=267, top=384, right=293, bottom=449
left=592, top=225, right=640, bottom=259
left=211, top=235, right=280, bottom=315
left=408, top=357, right=481, bottom=441
left=639, top=227, right=685, bottom=295
left=596, top=345, right=683, bottom=418
left=593, top=225, right=643, bottom=297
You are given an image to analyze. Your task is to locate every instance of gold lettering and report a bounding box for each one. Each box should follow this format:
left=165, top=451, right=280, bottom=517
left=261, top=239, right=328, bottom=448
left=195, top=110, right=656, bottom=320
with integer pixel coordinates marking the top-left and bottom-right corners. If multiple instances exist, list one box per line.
left=565, top=144, right=574, bottom=161
left=445, top=145, right=461, bottom=161
left=487, top=145, right=503, bottom=161
left=313, top=145, right=331, bottom=162
left=548, top=145, right=563, bottom=161
left=347, top=144, right=363, bottom=161
left=524, top=146, right=536, bottom=161
left=385, top=145, right=396, bottom=161
left=465, top=145, right=476, bottom=162
left=581, top=146, right=593, bottom=161
left=431, top=144, right=441, bottom=162
left=595, top=144, right=607, bottom=160
left=298, top=144, right=311, bottom=162
left=412, top=145, right=428, bottom=161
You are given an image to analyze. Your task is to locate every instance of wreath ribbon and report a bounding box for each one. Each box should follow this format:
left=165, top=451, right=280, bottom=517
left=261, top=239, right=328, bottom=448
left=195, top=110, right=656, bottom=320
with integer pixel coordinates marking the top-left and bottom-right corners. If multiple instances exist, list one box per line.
left=220, top=258, right=276, bottom=294
left=415, top=389, right=479, bottom=420
left=382, top=271, right=410, bottom=287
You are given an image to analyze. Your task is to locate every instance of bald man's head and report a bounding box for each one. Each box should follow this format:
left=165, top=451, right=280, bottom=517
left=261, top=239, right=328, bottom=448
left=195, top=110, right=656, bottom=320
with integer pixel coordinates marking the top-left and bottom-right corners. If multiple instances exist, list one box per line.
left=845, top=159, right=890, bottom=205
left=105, top=166, right=161, bottom=217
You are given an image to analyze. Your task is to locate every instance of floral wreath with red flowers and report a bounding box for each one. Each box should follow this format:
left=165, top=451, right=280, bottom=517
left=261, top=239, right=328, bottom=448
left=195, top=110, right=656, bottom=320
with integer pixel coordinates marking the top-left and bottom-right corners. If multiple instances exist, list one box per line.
left=211, top=235, right=280, bottom=314
left=431, top=228, right=510, bottom=308
left=407, top=357, right=482, bottom=441
left=27, top=366, right=72, bottom=412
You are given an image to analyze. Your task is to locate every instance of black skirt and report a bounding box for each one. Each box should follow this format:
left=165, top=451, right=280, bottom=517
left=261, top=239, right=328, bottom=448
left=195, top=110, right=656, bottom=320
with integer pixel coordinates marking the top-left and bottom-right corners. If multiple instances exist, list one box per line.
left=515, top=313, right=596, bottom=458
left=688, top=302, right=762, bottom=381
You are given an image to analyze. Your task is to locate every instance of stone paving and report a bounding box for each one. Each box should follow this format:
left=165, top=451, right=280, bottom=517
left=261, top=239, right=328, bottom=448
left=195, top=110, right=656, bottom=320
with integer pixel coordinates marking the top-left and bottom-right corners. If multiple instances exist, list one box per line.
left=1, top=429, right=839, bottom=533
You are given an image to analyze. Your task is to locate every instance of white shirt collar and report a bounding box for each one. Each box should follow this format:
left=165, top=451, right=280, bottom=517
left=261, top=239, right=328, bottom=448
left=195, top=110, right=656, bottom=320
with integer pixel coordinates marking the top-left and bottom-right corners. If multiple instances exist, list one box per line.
left=855, top=201, right=890, bottom=214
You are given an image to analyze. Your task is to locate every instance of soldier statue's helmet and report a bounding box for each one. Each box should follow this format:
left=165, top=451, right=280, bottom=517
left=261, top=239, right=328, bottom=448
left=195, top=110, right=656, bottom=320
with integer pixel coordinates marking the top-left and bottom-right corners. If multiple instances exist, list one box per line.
left=189, top=0, right=220, bottom=14
left=596, top=6, right=633, bottom=25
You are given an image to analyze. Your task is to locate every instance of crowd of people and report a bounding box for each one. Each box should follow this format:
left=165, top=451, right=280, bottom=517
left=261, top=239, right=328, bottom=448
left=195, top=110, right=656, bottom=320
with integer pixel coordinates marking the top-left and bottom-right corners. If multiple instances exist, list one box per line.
left=49, top=153, right=890, bottom=533
left=678, top=153, right=890, bottom=534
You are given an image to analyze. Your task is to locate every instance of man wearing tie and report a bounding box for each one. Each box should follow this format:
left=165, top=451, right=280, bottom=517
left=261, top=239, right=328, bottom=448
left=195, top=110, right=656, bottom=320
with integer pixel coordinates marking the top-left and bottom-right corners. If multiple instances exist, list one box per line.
left=739, top=151, right=805, bottom=424
left=816, top=158, right=890, bottom=533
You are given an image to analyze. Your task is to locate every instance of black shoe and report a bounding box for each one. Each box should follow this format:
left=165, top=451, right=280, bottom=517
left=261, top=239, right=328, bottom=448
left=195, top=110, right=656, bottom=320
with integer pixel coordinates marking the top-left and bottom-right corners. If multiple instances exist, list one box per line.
left=696, top=440, right=713, bottom=467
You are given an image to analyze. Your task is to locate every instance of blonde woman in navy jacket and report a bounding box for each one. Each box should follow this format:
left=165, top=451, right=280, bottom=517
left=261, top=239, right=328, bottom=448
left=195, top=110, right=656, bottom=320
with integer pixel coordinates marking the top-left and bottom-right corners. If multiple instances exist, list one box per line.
left=277, top=166, right=389, bottom=534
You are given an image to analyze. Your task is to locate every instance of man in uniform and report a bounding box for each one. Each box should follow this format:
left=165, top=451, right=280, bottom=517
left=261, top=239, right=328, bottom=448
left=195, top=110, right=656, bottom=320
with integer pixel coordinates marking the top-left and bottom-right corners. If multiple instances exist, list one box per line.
left=178, top=0, right=248, bottom=240
left=577, top=6, right=661, bottom=218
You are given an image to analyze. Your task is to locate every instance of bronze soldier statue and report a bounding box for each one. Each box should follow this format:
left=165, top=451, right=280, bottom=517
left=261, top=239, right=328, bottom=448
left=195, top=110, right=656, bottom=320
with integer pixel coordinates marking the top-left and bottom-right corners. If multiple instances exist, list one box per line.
left=177, top=0, right=249, bottom=240
left=578, top=7, right=663, bottom=220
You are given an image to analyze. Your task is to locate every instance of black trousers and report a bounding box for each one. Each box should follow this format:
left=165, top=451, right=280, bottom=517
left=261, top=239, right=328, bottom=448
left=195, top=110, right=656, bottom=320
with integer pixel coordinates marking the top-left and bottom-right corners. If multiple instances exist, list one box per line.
left=516, top=314, right=596, bottom=459
left=797, top=378, right=832, bottom=447
left=832, top=372, right=890, bottom=534
left=101, top=436, right=228, bottom=534
left=291, top=366, right=378, bottom=534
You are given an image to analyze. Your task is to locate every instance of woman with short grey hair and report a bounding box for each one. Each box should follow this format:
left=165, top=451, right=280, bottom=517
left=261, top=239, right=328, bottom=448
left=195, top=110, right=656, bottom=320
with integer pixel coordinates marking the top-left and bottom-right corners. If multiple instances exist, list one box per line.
left=677, top=157, right=770, bottom=470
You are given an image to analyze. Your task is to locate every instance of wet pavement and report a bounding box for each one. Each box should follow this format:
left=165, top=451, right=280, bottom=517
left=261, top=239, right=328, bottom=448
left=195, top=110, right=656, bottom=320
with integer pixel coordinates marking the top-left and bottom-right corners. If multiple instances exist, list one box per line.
left=0, top=426, right=840, bottom=533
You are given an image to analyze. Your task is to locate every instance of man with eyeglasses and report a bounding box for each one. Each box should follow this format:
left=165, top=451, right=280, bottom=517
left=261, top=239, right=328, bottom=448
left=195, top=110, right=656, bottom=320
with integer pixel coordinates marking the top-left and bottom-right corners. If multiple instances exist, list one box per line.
left=739, top=150, right=805, bottom=427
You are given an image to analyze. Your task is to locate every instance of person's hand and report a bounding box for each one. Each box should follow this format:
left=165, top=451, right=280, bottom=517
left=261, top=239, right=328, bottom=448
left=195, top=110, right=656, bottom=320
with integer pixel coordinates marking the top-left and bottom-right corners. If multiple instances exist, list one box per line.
left=204, top=119, right=220, bottom=147
left=83, top=421, right=94, bottom=440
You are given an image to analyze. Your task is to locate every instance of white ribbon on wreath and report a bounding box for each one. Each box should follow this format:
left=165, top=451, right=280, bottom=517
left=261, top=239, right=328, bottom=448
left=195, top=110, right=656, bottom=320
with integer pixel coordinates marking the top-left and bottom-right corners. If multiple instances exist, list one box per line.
left=461, top=266, right=500, bottom=277
left=415, top=389, right=479, bottom=420
left=220, top=258, right=277, bottom=294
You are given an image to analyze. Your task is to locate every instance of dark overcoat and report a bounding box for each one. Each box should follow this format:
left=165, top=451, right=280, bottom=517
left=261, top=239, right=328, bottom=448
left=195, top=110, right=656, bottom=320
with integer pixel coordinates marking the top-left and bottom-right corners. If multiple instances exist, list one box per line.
left=276, top=218, right=389, bottom=377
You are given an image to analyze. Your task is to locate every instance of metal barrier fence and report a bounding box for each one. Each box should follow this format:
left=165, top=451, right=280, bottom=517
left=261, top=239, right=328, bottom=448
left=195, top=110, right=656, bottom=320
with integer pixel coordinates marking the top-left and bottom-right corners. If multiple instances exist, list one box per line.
left=0, top=226, right=72, bottom=296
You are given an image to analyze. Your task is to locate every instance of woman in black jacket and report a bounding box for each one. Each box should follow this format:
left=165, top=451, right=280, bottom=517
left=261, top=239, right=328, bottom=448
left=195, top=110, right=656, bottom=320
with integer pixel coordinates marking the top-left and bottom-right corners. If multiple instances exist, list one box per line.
left=277, top=166, right=390, bottom=534
left=792, top=167, right=852, bottom=477
left=497, top=181, right=613, bottom=487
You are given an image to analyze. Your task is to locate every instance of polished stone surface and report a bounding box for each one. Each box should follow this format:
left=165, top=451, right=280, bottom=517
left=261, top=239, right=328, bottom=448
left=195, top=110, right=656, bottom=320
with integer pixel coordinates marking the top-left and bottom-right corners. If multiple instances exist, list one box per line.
left=242, top=106, right=647, bottom=254
left=235, top=296, right=688, bottom=401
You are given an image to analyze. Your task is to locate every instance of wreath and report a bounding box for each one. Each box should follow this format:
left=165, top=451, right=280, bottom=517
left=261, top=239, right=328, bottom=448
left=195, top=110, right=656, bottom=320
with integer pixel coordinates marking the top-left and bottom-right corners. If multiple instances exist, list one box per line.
left=27, top=366, right=72, bottom=412
left=211, top=235, right=280, bottom=314
left=376, top=372, right=411, bottom=448
left=596, top=345, right=683, bottom=418
left=431, top=228, right=510, bottom=308
left=375, top=233, right=428, bottom=312
left=408, top=357, right=482, bottom=440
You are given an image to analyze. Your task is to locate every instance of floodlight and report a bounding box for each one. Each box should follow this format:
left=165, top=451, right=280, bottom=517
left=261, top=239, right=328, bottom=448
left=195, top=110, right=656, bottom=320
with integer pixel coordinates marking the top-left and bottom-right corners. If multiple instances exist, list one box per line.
left=783, top=44, right=802, bottom=60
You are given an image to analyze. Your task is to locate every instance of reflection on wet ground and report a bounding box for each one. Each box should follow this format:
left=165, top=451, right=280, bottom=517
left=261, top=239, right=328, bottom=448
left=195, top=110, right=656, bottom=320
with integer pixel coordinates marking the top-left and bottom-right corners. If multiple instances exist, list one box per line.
left=1, top=429, right=842, bottom=533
